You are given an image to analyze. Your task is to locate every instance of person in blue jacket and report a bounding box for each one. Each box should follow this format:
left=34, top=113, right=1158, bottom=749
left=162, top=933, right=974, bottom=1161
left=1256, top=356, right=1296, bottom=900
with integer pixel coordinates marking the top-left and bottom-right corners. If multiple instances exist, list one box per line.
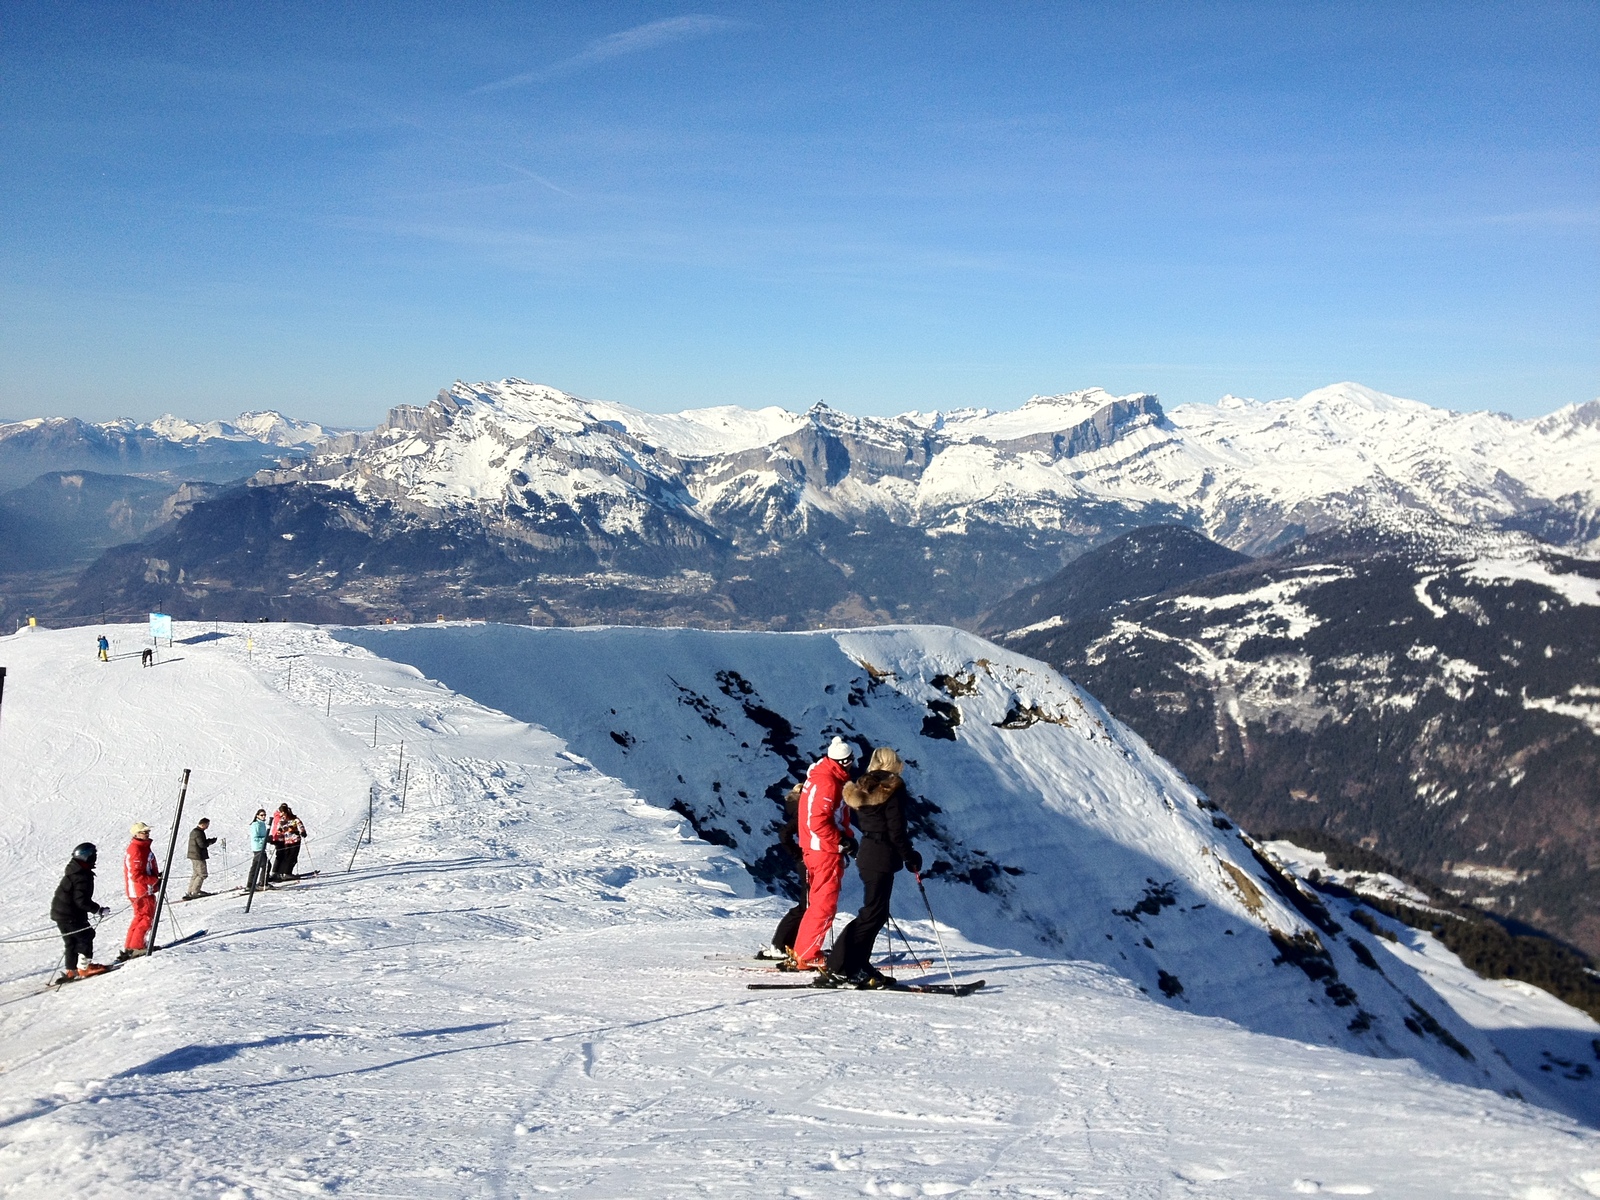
left=96, top=634, right=109, bottom=663
left=246, top=809, right=272, bottom=893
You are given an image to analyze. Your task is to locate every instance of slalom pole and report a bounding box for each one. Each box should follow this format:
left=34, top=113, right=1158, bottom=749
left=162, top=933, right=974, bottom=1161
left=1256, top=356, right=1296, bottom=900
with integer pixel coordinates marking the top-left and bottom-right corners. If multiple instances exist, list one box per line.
left=148, top=769, right=191, bottom=953
left=913, top=874, right=958, bottom=985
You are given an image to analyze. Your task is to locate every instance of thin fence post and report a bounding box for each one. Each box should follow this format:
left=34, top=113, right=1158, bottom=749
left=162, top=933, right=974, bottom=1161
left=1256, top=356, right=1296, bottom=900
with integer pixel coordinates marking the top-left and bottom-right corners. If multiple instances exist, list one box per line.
left=148, top=769, right=191, bottom=952
left=399, top=765, right=410, bottom=813
left=347, top=785, right=376, bottom=873
left=372, top=715, right=378, bottom=748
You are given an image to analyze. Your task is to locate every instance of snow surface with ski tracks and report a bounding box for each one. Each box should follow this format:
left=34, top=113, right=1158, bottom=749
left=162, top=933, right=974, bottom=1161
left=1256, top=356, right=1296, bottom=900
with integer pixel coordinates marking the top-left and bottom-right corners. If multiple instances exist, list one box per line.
left=0, top=622, right=1597, bottom=1198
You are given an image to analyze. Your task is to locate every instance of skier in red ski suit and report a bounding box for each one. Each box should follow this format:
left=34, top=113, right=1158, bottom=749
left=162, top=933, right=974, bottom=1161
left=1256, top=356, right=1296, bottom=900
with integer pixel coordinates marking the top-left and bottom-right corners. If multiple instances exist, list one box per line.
left=791, top=738, right=857, bottom=967
left=122, top=823, right=161, bottom=956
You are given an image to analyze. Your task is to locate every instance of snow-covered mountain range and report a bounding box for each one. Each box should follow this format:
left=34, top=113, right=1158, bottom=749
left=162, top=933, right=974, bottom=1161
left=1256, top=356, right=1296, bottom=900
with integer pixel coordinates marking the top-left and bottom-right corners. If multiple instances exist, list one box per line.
left=47, top=378, right=1600, bottom=628
left=266, top=378, right=1600, bottom=555
left=0, top=410, right=336, bottom=490
left=1, top=619, right=1597, bottom=1195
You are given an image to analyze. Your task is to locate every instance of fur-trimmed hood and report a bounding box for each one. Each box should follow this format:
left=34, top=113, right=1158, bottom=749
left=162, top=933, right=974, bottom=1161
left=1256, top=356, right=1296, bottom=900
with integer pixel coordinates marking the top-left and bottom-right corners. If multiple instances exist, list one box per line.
left=843, top=769, right=902, bottom=809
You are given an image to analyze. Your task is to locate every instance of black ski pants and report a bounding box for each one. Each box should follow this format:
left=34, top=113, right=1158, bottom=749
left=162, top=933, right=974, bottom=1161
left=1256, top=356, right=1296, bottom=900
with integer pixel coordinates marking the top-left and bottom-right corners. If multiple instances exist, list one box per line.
left=771, top=861, right=808, bottom=952
left=57, top=922, right=94, bottom=971
left=827, top=866, right=896, bottom=978
left=273, top=843, right=300, bottom=879
left=247, top=850, right=271, bottom=893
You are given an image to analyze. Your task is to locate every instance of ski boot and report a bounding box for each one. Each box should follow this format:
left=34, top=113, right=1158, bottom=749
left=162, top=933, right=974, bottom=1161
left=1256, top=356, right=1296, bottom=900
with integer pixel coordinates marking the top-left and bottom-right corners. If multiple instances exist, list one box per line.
left=848, top=967, right=895, bottom=990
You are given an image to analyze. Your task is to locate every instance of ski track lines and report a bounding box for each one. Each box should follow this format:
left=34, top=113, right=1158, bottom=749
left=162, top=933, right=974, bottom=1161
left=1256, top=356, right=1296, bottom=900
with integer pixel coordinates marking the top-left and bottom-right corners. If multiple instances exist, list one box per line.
left=0, top=626, right=1591, bottom=1197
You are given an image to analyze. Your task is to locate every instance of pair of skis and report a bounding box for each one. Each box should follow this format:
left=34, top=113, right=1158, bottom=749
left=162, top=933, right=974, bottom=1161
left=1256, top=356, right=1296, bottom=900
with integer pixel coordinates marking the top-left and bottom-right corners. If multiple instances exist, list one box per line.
left=178, top=870, right=323, bottom=902
left=46, top=928, right=209, bottom=989
left=747, top=977, right=985, bottom=996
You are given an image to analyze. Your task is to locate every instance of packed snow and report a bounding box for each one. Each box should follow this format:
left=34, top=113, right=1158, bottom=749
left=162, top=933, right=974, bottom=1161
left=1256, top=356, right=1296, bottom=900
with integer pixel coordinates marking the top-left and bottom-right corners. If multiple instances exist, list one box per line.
left=1, top=622, right=1598, bottom=1197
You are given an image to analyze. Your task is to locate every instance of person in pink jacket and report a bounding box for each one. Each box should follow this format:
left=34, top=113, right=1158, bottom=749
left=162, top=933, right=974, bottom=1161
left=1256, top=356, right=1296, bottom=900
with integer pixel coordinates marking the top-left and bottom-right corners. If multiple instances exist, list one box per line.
left=120, top=822, right=161, bottom=960
left=790, top=738, right=857, bottom=968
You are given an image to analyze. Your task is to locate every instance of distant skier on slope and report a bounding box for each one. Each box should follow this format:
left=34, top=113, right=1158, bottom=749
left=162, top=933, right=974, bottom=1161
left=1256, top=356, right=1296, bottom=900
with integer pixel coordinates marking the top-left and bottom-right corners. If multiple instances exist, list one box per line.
left=119, top=823, right=160, bottom=960
left=50, top=843, right=111, bottom=980
left=246, top=809, right=272, bottom=894
left=789, top=737, right=857, bottom=970
left=96, top=634, right=109, bottom=663
left=184, top=817, right=216, bottom=899
left=758, top=784, right=806, bottom=961
left=817, top=746, right=923, bottom=990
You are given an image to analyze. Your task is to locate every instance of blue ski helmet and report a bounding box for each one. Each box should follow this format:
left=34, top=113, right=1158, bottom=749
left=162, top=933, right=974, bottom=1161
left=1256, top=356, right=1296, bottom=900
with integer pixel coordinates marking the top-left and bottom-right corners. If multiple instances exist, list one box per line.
left=72, top=842, right=97, bottom=865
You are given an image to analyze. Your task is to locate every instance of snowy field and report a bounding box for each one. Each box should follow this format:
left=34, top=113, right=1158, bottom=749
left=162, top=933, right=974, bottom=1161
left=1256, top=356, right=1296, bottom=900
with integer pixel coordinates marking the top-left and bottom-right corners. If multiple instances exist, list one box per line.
left=0, top=622, right=1597, bottom=1198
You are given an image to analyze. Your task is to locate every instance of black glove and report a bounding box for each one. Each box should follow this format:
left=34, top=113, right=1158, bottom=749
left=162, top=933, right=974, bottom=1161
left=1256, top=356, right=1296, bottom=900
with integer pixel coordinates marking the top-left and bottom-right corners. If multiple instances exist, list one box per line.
left=840, top=834, right=859, bottom=859
left=904, top=850, right=923, bottom=874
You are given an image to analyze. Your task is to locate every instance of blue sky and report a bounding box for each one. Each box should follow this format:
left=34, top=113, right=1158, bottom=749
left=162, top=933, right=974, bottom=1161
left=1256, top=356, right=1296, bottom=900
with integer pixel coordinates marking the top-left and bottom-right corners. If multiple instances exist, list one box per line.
left=1, top=1, right=1595, bottom=425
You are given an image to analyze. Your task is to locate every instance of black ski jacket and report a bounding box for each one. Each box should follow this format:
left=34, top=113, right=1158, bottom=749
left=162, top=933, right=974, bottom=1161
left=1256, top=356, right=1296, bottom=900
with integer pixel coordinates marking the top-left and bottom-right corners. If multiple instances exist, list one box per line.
left=842, top=770, right=920, bottom=875
left=50, top=860, right=103, bottom=929
left=187, top=827, right=216, bottom=861
left=778, top=785, right=803, bottom=863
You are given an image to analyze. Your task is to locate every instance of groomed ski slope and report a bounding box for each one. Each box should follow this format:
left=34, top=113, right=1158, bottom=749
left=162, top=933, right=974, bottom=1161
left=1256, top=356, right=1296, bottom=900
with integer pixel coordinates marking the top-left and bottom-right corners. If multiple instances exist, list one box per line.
left=0, top=623, right=1594, bottom=1199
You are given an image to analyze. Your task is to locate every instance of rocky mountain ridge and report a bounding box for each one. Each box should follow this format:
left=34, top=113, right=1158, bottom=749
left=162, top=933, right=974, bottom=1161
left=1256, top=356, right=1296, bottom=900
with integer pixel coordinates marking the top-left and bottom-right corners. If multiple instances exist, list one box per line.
left=260, top=378, right=1600, bottom=558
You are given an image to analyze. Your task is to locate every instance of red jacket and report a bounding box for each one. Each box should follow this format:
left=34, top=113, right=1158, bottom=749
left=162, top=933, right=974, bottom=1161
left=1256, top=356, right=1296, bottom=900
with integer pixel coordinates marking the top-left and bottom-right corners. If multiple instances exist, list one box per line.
left=799, top=757, right=852, bottom=855
left=124, top=838, right=160, bottom=899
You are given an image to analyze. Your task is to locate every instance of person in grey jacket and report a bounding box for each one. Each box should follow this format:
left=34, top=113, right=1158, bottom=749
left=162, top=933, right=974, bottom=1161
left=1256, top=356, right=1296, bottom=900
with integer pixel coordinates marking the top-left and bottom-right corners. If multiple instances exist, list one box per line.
left=183, top=818, right=217, bottom=899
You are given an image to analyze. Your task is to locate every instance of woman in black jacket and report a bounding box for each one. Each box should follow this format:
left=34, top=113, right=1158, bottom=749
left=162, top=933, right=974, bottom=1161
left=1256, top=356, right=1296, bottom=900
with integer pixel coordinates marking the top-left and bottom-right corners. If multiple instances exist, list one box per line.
left=821, top=746, right=922, bottom=988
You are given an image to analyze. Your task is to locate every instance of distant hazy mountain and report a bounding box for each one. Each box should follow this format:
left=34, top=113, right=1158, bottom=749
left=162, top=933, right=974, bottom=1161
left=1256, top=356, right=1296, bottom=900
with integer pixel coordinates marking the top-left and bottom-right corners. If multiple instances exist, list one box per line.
left=0, top=471, right=215, bottom=571
left=0, top=410, right=337, bottom=490
left=52, top=378, right=1600, bottom=626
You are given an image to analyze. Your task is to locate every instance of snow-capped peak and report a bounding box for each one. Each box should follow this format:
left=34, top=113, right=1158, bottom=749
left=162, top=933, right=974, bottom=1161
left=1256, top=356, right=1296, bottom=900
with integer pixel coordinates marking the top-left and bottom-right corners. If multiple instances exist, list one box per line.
left=138, top=411, right=333, bottom=448
left=261, top=377, right=1600, bottom=558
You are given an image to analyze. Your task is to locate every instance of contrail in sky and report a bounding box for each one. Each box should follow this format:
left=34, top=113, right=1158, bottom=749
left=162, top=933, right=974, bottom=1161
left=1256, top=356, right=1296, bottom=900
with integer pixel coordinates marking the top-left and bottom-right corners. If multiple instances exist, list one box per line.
left=476, top=16, right=739, bottom=93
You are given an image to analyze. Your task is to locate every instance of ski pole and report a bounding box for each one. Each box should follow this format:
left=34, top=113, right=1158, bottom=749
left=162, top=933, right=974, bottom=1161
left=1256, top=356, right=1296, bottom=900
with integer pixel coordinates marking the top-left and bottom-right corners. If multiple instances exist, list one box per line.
left=913, top=874, right=958, bottom=984
left=888, top=915, right=929, bottom=977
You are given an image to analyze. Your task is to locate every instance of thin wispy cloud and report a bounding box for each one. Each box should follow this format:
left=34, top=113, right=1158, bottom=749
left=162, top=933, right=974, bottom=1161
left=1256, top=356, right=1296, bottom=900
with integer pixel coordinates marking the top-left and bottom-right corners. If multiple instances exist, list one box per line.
left=476, top=16, right=738, bottom=94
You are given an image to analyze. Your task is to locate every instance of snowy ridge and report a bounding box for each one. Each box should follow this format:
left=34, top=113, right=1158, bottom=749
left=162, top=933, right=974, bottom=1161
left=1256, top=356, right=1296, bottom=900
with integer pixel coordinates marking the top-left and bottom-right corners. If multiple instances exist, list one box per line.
left=263, top=378, right=1600, bottom=556
left=1, top=411, right=336, bottom=451
left=141, top=411, right=336, bottom=449
left=1, top=622, right=1598, bottom=1195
